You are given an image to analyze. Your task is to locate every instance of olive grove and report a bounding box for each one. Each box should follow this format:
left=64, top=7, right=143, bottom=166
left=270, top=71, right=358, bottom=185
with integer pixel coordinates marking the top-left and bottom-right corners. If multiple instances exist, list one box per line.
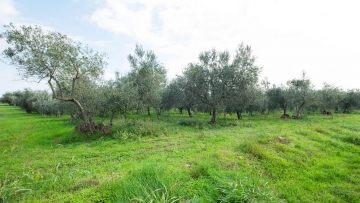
left=2, top=24, right=360, bottom=135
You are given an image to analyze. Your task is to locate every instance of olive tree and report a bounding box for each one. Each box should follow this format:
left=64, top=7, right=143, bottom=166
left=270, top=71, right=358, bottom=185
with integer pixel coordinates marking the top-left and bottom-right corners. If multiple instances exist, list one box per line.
left=266, top=85, right=291, bottom=118
left=226, top=85, right=259, bottom=119
left=340, top=89, right=360, bottom=113
left=1, top=89, right=39, bottom=113
left=101, top=72, right=139, bottom=126
left=258, top=78, right=271, bottom=114
left=182, top=43, right=260, bottom=123
left=287, top=71, right=315, bottom=118
left=127, top=44, right=167, bottom=117
left=34, top=99, right=64, bottom=116
left=245, top=87, right=266, bottom=116
left=162, top=77, right=198, bottom=117
left=1, top=23, right=107, bottom=134
left=319, top=83, right=343, bottom=114
left=176, top=77, right=198, bottom=117
left=161, top=80, right=179, bottom=111
left=0, top=92, right=17, bottom=105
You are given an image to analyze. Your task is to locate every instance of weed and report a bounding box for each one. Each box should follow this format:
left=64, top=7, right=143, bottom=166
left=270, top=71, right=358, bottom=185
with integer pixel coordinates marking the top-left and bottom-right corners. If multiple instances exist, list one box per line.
left=242, top=122, right=253, bottom=128
left=130, top=184, right=181, bottom=203
left=189, top=162, right=213, bottom=179
left=314, top=126, right=330, bottom=135
left=198, top=131, right=206, bottom=139
left=112, top=130, right=139, bottom=140
left=69, top=179, right=99, bottom=192
left=216, top=174, right=277, bottom=203
left=112, top=119, right=168, bottom=140
left=0, top=176, right=31, bottom=203
left=239, top=142, right=272, bottom=160
left=274, top=136, right=291, bottom=144
left=227, top=120, right=239, bottom=127
left=178, top=118, right=207, bottom=128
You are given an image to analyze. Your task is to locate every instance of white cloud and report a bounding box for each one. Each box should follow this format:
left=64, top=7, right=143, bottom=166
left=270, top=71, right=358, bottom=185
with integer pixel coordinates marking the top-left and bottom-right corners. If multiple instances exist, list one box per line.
left=0, top=0, right=19, bottom=24
left=0, top=0, right=19, bottom=58
left=90, top=0, right=360, bottom=89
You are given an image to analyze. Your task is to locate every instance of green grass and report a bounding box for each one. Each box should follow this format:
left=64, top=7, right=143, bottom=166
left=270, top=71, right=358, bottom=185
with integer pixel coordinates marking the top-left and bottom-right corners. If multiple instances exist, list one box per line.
left=0, top=104, right=359, bottom=202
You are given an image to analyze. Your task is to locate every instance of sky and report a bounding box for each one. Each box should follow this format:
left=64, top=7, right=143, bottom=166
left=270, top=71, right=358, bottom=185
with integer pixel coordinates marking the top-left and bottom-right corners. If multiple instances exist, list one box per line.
left=0, top=0, right=359, bottom=96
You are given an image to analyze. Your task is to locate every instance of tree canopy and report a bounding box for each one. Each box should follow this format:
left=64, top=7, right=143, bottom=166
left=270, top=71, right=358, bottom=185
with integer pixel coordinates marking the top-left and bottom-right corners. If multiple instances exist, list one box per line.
left=1, top=23, right=107, bottom=134
left=181, top=43, right=260, bottom=123
left=2, top=24, right=360, bottom=134
left=127, top=44, right=167, bottom=117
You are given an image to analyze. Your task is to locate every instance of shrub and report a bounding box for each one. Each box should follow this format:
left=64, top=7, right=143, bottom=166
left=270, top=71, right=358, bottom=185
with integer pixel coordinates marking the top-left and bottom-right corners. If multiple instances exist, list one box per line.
left=112, top=119, right=169, bottom=140
left=178, top=118, right=208, bottom=128
left=178, top=118, right=198, bottom=126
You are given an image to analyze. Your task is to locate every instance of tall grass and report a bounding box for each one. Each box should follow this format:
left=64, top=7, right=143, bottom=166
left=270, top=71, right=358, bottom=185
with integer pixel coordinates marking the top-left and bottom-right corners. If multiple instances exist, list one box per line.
left=101, top=161, right=182, bottom=202
left=0, top=104, right=359, bottom=202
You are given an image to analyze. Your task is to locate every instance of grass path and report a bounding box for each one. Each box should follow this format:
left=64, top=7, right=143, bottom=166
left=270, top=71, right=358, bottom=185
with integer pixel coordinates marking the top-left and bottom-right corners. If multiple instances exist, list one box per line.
left=1, top=104, right=359, bottom=202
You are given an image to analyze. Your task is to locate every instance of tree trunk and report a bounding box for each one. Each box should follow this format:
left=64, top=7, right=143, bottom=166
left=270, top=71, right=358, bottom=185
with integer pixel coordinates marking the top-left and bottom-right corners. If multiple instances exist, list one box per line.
left=48, top=78, right=96, bottom=134
left=187, top=107, right=192, bottom=117
left=72, top=98, right=95, bottom=134
left=343, top=104, right=349, bottom=113
left=156, top=108, right=160, bottom=120
left=296, top=102, right=305, bottom=118
left=296, top=108, right=301, bottom=118
left=178, top=107, right=183, bottom=114
left=73, top=99, right=88, bottom=121
left=283, top=107, right=287, bottom=115
left=210, top=108, right=217, bottom=123
left=109, top=111, right=116, bottom=127
left=236, top=111, right=242, bottom=120
left=147, top=106, right=151, bottom=116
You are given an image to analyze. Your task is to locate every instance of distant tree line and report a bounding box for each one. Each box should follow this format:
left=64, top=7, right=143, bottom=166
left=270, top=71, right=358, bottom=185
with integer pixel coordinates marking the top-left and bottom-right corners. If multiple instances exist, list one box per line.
left=1, top=24, right=360, bottom=134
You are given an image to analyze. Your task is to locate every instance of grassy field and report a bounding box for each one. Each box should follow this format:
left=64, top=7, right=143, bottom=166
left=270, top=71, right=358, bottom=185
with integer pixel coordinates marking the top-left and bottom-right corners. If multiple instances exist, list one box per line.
left=0, top=104, right=359, bottom=202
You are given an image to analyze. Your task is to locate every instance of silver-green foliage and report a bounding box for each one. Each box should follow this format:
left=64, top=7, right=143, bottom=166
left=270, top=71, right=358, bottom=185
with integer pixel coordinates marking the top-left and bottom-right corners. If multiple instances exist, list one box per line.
left=340, top=89, right=360, bottom=113
left=318, top=83, right=343, bottom=113
left=0, top=92, right=18, bottom=106
left=1, top=23, right=107, bottom=133
left=162, top=77, right=198, bottom=117
left=181, top=43, right=260, bottom=123
left=127, top=44, right=167, bottom=116
left=287, top=71, right=315, bottom=118
left=103, top=72, right=139, bottom=122
left=266, top=85, right=291, bottom=115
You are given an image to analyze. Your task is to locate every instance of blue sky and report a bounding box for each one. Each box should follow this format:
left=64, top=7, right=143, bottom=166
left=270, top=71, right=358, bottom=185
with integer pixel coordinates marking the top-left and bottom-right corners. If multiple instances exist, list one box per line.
left=1, top=0, right=360, bottom=96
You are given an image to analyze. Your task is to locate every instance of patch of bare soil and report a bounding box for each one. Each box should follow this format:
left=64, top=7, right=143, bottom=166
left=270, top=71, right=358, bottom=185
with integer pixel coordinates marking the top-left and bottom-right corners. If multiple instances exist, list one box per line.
left=276, top=136, right=291, bottom=144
